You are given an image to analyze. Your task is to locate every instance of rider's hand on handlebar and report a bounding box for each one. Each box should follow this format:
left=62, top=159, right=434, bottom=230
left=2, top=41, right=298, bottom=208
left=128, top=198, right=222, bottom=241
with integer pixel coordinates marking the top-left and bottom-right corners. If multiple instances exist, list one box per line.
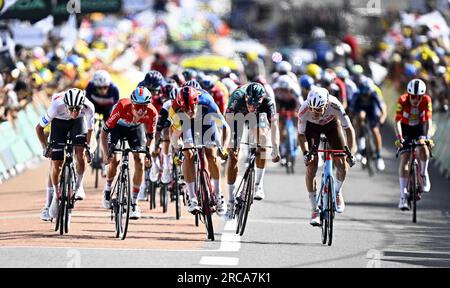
left=218, top=147, right=229, bottom=161
left=103, top=153, right=113, bottom=165
left=304, top=151, right=314, bottom=166
left=395, top=138, right=404, bottom=149
left=173, top=154, right=183, bottom=166
left=346, top=154, right=356, bottom=167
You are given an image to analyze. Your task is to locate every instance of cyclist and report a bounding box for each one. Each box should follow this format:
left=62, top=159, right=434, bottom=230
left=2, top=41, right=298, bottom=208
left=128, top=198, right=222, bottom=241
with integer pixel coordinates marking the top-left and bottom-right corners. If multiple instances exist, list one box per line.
left=85, top=70, right=120, bottom=123
left=36, top=88, right=95, bottom=219
left=138, top=71, right=166, bottom=183
left=244, top=51, right=266, bottom=82
left=272, top=61, right=298, bottom=83
left=298, top=87, right=356, bottom=226
left=305, top=63, right=322, bottom=82
left=273, top=75, right=303, bottom=164
left=169, top=86, right=230, bottom=216
left=394, top=79, right=433, bottom=210
left=219, top=66, right=239, bottom=95
left=199, top=75, right=229, bottom=115
left=350, top=77, right=387, bottom=171
left=182, top=69, right=198, bottom=82
left=335, top=67, right=358, bottom=106
left=225, top=83, right=281, bottom=220
left=100, top=87, right=158, bottom=220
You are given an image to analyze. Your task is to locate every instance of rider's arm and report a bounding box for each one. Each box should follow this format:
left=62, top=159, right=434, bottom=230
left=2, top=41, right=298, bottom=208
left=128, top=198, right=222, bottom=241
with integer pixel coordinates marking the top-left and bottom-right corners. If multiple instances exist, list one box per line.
left=394, top=96, right=405, bottom=139
left=297, top=105, right=308, bottom=154
left=267, top=101, right=280, bottom=154
left=332, top=99, right=356, bottom=154
left=36, top=101, right=57, bottom=149
left=85, top=99, right=96, bottom=145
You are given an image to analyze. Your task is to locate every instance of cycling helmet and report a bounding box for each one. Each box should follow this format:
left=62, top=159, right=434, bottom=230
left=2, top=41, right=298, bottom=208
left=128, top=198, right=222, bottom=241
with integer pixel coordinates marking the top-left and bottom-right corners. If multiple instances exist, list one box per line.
left=306, top=63, right=322, bottom=80
left=64, top=88, right=86, bottom=107
left=183, top=80, right=202, bottom=89
left=162, top=82, right=179, bottom=101
left=219, top=66, right=232, bottom=78
left=276, top=61, right=292, bottom=74
left=299, top=75, right=314, bottom=90
left=200, top=75, right=214, bottom=90
left=92, top=70, right=112, bottom=87
left=307, top=87, right=328, bottom=109
left=359, top=76, right=375, bottom=94
left=245, top=83, right=266, bottom=107
left=182, top=69, right=197, bottom=81
left=404, top=63, right=417, bottom=78
left=177, top=86, right=200, bottom=112
left=131, top=86, right=152, bottom=104
left=311, top=27, right=326, bottom=39
left=322, top=68, right=337, bottom=85
left=407, top=79, right=427, bottom=96
left=351, top=64, right=364, bottom=76
left=335, top=66, right=350, bottom=79
left=144, top=70, right=164, bottom=90
left=275, top=75, right=293, bottom=90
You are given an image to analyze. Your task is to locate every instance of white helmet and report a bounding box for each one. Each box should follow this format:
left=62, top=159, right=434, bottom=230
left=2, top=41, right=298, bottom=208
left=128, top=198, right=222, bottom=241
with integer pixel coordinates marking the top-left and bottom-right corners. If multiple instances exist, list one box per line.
left=64, top=88, right=86, bottom=107
left=275, top=75, right=293, bottom=90
left=276, top=61, right=292, bottom=74
left=407, top=79, right=427, bottom=96
left=307, top=87, right=329, bottom=109
left=92, top=70, right=112, bottom=87
left=312, top=27, right=326, bottom=39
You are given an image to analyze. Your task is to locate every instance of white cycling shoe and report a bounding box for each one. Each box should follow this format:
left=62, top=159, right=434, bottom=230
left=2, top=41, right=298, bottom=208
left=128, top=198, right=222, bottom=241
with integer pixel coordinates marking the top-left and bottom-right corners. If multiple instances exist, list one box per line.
left=398, top=197, right=409, bottom=211
left=225, top=201, right=235, bottom=221
left=376, top=158, right=386, bottom=171
left=161, top=168, right=171, bottom=184
left=188, top=198, right=200, bottom=214
left=310, top=210, right=321, bottom=227
left=422, top=174, right=431, bottom=193
left=74, top=186, right=86, bottom=201
left=130, top=204, right=141, bottom=220
left=40, top=207, right=52, bottom=221
left=137, top=185, right=147, bottom=201
left=336, top=193, right=345, bottom=214
left=103, top=190, right=112, bottom=209
left=49, top=192, right=59, bottom=219
left=254, top=186, right=265, bottom=201
left=216, top=194, right=225, bottom=217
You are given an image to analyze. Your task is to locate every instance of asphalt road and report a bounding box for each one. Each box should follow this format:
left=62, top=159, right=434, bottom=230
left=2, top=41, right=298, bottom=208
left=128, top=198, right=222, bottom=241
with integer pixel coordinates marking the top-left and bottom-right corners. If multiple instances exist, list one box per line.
left=1, top=132, right=450, bottom=268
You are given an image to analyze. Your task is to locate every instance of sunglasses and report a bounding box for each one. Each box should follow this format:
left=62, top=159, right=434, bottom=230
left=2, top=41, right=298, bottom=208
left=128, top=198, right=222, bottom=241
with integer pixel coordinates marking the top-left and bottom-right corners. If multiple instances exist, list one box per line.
left=68, top=106, right=82, bottom=112
left=309, top=107, right=325, bottom=113
left=409, top=94, right=423, bottom=101
left=150, top=88, right=161, bottom=94
left=96, top=86, right=109, bottom=90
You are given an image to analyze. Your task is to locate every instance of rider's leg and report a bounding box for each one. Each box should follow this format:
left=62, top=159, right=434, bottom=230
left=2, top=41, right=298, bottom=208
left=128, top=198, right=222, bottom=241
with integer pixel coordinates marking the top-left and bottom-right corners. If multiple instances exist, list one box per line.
left=334, top=156, right=348, bottom=193
left=305, top=157, right=319, bottom=211
left=418, top=145, right=431, bottom=192
left=205, top=147, right=221, bottom=194
left=182, top=149, right=196, bottom=201
left=132, top=153, right=145, bottom=205
left=46, top=164, right=53, bottom=208
left=105, top=154, right=119, bottom=191
left=399, top=152, right=410, bottom=204
left=51, top=160, right=64, bottom=194
left=74, top=146, right=86, bottom=190
left=357, top=111, right=366, bottom=152
left=227, top=148, right=239, bottom=200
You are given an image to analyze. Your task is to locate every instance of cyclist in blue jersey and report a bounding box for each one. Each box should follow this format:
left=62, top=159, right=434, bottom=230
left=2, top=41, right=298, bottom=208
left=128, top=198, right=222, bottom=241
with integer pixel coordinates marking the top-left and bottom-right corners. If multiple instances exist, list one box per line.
left=85, top=70, right=120, bottom=122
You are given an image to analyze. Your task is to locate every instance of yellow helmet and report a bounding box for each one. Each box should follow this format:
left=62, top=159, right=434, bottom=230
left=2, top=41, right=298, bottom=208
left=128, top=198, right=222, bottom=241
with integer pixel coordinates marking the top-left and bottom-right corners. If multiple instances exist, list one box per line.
left=306, top=63, right=322, bottom=80
left=246, top=51, right=258, bottom=62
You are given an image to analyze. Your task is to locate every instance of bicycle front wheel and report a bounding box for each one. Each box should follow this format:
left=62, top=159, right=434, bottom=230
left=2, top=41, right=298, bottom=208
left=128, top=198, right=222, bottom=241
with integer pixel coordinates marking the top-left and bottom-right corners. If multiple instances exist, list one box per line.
left=327, top=178, right=334, bottom=246
left=200, top=174, right=214, bottom=241
left=411, top=162, right=418, bottom=223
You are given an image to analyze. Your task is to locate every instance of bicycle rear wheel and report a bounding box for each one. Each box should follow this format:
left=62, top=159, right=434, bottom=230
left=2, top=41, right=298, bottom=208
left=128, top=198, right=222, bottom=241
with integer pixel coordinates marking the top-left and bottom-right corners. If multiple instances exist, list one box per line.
left=239, top=168, right=254, bottom=236
left=411, top=162, right=418, bottom=223
left=365, top=133, right=376, bottom=177
left=200, top=173, right=214, bottom=241
left=174, top=166, right=181, bottom=220
left=327, top=178, right=334, bottom=246
left=64, top=167, right=75, bottom=234
left=161, top=184, right=169, bottom=213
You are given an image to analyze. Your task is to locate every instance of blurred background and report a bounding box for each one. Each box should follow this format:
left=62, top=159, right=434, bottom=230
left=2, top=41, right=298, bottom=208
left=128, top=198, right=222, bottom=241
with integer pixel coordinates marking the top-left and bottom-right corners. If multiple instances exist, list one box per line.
left=1, top=0, right=450, bottom=182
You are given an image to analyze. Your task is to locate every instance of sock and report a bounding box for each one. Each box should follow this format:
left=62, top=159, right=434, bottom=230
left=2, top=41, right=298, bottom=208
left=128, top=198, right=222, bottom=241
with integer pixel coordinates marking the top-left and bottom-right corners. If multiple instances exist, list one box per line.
left=335, top=180, right=344, bottom=195
left=376, top=150, right=381, bottom=159
left=187, top=182, right=196, bottom=202
left=228, top=184, right=236, bottom=202
left=163, top=154, right=171, bottom=170
left=46, top=187, right=54, bottom=208
left=399, top=177, right=408, bottom=198
left=132, top=186, right=140, bottom=205
left=213, top=179, right=221, bottom=196
left=255, top=168, right=265, bottom=186
left=105, top=179, right=113, bottom=191
left=309, top=192, right=318, bottom=212
left=76, top=173, right=84, bottom=190
left=420, top=160, right=429, bottom=176
left=53, top=185, right=59, bottom=197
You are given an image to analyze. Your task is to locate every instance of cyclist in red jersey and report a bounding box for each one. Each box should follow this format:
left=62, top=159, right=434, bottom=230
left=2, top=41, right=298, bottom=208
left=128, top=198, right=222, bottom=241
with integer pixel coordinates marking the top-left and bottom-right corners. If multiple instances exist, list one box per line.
left=100, top=87, right=158, bottom=219
left=394, top=79, right=433, bottom=210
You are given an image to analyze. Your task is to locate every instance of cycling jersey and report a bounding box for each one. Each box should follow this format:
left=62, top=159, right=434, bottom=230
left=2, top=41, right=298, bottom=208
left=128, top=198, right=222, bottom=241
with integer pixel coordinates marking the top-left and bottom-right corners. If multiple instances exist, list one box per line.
left=39, top=92, right=95, bottom=130
left=227, top=84, right=277, bottom=122
left=208, top=82, right=229, bottom=115
left=169, top=90, right=227, bottom=131
left=395, top=94, right=432, bottom=126
left=104, top=98, right=158, bottom=135
left=85, top=82, right=120, bottom=108
left=298, top=95, right=351, bottom=134
left=157, top=100, right=173, bottom=133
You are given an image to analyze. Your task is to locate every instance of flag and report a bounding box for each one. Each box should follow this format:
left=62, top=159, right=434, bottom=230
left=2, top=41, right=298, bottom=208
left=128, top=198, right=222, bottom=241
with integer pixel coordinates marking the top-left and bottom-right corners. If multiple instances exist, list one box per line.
left=0, top=0, right=18, bottom=15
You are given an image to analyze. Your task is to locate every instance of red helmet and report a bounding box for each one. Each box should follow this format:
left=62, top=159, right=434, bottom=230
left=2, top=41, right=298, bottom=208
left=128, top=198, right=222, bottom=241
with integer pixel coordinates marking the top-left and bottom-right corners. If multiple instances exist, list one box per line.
left=177, top=86, right=200, bottom=112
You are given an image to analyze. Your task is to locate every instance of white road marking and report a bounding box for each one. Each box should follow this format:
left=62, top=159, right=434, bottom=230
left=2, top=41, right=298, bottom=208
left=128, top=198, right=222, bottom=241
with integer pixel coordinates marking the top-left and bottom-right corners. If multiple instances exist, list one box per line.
left=199, top=256, right=239, bottom=266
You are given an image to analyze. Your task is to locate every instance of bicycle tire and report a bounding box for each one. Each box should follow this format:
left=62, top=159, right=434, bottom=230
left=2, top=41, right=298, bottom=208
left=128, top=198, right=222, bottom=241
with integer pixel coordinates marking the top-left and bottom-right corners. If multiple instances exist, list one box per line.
left=321, top=178, right=329, bottom=245
left=327, top=177, right=334, bottom=246
left=149, top=181, right=157, bottom=210
left=239, top=167, right=255, bottom=236
left=174, top=167, right=181, bottom=220
left=200, top=173, right=215, bottom=241
left=54, top=166, right=64, bottom=233
left=114, top=179, right=122, bottom=239
left=366, top=131, right=376, bottom=177
left=64, top=166, right=74, bottom=234
left=120, top=167, right=131, bottom=240
left=412, top=162, right=418, bottom=223
left=161, top=184, right=169, bottom=213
